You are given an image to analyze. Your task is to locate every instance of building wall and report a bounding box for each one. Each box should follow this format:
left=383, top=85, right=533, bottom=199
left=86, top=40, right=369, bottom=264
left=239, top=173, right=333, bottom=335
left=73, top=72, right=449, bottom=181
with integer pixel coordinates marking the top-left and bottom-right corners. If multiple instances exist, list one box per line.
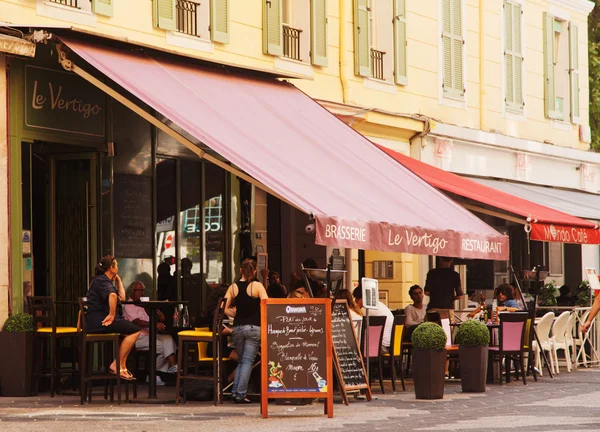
left=0, top=54, right=9, bottom=327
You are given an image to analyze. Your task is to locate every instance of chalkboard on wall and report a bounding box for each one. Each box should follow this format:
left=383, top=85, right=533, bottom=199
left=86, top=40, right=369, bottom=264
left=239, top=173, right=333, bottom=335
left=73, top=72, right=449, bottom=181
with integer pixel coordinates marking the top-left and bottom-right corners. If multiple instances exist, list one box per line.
left=331, top=300, right=371, bottom=402
left=261, top=299, right=333, bottom=418
left=113, top=174, right=153, bottom=258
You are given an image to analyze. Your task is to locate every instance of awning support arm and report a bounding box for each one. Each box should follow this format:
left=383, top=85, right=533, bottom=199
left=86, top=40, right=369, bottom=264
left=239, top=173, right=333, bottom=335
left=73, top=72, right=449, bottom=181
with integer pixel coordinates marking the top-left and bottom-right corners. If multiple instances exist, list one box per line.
left=56, top=44, right=299, bottom=210
left=461, top=203, right=527, bottom=225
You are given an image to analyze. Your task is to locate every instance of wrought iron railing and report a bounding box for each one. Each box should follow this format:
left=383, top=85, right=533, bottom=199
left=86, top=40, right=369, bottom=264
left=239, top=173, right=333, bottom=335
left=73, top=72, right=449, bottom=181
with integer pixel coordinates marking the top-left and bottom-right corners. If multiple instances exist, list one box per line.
left=176, top=0, right=199, bottom=37
left=371, top=48, right=386, bottom=81
left=283, top=25, right=302, bottom=61
left=48, top=0, right=78, bottom=7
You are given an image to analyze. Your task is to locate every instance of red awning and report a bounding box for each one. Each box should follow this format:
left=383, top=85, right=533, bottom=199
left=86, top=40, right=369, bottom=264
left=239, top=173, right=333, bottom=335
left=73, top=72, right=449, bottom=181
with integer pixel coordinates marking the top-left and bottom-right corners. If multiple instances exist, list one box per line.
left=60, top=38, right=508, bottom=259
left=378, top=146, right=600, bottom=244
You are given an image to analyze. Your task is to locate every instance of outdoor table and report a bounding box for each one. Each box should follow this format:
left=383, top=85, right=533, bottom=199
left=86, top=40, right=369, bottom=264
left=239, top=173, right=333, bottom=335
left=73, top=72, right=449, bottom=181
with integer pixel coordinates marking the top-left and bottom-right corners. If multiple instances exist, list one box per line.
left=123, top=300, right=190, bottom=402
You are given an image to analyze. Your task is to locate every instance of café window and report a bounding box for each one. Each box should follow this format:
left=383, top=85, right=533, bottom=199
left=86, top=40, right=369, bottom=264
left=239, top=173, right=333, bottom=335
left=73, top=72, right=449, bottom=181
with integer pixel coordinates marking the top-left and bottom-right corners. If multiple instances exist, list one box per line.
left=204, top=162, right=226, bottom=286
left=547, top=242, right=564, bottom=276
left=156, top=158, right=178, bottom=301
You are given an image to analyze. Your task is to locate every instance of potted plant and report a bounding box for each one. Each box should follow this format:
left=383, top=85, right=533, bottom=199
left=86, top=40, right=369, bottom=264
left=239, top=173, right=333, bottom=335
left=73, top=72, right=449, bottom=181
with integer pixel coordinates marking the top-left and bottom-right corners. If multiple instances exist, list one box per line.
left=0, top=313, right=34, bottom=397
left=577, top=280, right=596, bottom=307
left=538, top=280, right=558, bottom=307
left=455, top=320, right=490, bottom=392
left=411, top=322, right=447, bottom=400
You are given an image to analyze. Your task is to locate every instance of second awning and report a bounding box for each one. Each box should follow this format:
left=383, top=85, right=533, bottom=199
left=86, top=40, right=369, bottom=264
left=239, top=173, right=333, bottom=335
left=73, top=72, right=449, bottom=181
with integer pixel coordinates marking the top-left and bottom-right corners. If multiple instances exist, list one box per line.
left=59, top=37, right=508, bottom=260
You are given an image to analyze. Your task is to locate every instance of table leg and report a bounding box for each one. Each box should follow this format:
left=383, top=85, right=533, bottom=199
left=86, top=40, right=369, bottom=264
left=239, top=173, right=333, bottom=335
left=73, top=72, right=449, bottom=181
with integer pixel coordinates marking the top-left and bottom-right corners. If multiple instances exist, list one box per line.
left=148, top=311, right=157, bottom=399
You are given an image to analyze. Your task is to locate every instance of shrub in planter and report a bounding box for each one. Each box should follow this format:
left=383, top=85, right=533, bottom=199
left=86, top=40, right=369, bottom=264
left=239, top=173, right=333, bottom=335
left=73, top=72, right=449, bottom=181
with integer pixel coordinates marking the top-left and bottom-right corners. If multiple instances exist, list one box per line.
left=0, top=313, right=34, bottom=397
left=539, top=281, right=558, bottom=306
left=411, top=322, right=447, bottom=400
left=455, top=320, right=489, bottom=392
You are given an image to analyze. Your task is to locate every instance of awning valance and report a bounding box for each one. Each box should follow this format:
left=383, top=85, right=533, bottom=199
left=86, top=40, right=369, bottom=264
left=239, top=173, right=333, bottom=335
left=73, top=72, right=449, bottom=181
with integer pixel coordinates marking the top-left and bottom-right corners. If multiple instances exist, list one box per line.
left=58, top=37, right=508, bottom=259
left=378, top=146, right=600, bottom=245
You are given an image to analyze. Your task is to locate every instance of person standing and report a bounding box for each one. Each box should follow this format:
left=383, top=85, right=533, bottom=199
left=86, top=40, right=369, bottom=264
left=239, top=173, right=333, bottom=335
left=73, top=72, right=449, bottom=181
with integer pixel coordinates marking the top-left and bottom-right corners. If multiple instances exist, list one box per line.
left=225, top=258, right=268, bottom=404
left=424, top=257, right=464, bottom=322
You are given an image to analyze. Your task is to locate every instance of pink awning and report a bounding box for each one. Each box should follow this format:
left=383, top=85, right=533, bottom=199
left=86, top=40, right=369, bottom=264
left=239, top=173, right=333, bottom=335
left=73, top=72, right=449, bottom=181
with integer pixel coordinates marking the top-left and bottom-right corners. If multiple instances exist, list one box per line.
left=61, top=38, right=508, bottom=260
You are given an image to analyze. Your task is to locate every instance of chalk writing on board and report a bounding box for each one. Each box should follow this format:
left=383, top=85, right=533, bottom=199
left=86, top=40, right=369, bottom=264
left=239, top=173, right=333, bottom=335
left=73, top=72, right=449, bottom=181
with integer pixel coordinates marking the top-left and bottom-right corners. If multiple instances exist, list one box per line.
left=266, top=303, right=328, bottom=393
left=114, top=174, right=152, bottom=258
left=331, top=302, right=368, bottom=388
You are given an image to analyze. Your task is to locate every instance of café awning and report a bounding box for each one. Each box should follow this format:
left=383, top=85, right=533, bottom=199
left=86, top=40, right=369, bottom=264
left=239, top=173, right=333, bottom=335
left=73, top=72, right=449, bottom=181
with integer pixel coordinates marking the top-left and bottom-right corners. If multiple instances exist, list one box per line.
left=57, top=37, right=508, bottom=260
left=378, top=146, right=600, bottom=245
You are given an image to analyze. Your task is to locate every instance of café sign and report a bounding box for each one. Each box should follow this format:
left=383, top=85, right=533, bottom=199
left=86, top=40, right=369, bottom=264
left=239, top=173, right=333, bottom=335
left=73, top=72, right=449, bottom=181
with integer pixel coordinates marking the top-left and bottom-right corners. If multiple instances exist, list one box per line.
left=24, top=65, right=105, bottom=137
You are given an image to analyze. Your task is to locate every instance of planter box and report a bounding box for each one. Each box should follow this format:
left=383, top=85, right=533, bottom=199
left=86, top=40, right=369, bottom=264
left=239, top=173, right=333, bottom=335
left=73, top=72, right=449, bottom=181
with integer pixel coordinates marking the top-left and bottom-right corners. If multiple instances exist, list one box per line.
left=459, top=345, right=488, bottom=393
left=0, top=332, right=34, bottom=397
left=412, top=348, right=446, bottom=400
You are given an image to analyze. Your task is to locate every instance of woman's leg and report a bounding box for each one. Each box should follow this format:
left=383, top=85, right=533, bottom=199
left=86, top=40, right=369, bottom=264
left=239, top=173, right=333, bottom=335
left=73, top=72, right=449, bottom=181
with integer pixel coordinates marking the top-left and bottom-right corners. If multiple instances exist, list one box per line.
left=231, top=327, right=246, bottom=399
left=120, top=331, right=141, bottom=369
left=234, top=325, right=261, bottom=400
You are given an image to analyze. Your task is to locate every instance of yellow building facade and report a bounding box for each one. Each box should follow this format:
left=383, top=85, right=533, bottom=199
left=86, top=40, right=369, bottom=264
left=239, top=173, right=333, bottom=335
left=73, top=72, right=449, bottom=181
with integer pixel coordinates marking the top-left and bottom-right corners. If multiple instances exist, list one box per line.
left=0, top=0, right=595, bottom=315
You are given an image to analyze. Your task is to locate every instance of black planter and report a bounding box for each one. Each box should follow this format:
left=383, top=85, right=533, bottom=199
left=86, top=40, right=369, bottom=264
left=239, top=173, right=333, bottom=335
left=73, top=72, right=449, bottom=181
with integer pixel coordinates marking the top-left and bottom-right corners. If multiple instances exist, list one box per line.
left=459, top=345, right=488, bottom=392
left=0, top=332, right=34, bottom=397
left=412, top=349, right=446, bottom=399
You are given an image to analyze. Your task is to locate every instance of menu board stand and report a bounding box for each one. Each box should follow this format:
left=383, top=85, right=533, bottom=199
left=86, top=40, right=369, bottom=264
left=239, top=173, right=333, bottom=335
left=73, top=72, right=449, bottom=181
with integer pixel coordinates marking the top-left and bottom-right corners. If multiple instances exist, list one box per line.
left=260, top=299, right=333, bottom=419
left=331, top=300, right=371, bottom=405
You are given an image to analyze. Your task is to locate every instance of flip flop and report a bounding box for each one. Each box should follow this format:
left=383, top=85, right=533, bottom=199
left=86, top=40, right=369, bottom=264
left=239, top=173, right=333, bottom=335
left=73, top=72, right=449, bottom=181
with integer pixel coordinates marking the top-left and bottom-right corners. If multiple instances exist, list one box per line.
left=109, top=368, right=135, bottom=381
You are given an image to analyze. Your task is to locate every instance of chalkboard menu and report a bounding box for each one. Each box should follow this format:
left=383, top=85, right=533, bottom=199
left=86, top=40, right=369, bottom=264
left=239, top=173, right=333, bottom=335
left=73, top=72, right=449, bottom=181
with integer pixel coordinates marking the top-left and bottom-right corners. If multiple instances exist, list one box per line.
left=114, top=174, right=153, bottom=258
left=331, top=300, right=369, bottom=391
left=261, top=299, right=333, bottom=418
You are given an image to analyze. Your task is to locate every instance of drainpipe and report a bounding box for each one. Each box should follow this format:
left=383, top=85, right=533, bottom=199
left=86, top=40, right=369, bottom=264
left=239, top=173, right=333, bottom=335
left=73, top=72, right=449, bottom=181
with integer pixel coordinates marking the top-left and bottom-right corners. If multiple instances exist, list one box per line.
left=339, top=0, right=349, bottom=104
left=479, top=0, right=485, bottom=131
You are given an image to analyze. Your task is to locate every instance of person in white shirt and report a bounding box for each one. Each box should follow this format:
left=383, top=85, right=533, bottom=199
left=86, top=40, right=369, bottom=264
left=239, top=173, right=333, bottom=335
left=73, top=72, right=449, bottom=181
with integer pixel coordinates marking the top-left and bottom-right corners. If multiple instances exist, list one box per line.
left=405, top=285, right=427, bottom=327
left=123, top=281, right=178, bottom=383
left=353, top=286, right=393, bottom=353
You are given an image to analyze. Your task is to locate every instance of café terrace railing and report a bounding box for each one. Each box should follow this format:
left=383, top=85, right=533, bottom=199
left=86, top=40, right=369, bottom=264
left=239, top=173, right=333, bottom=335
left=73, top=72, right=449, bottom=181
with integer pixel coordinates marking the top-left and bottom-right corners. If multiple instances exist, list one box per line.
left=176, top=0, right=200, bottom=38
left=48, top=0, right=78, bottom=7
left=283, top=25, right=302, bottom=61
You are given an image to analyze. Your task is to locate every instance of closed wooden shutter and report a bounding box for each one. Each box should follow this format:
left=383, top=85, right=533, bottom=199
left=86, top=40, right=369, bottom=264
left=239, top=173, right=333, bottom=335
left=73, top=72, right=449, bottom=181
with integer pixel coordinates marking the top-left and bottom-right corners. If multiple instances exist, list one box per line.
left=569, top=22, right=580, bottom=124
left=442, top=0, right=463, bottom=98
left=354, top=0, right=371, bottom=77
left=311, top=0, right=328, bottom=66
left=505, top=2, right=523, bottom=112
left=154, top=0, right=176, bottom=31
left=393, top=0, right=407, bottom=85
left=263, top=0, right=283, bottom=56
left=543, top=12, right=560, bottom=119
left=92, top=0, right=113, bottom=17
left=211, top=0, right=230, bottom=44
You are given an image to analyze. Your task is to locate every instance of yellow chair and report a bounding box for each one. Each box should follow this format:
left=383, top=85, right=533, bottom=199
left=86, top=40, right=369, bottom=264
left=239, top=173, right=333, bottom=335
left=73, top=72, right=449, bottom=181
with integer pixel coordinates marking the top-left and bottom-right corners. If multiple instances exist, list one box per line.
left=382, top=315, right=406, bottom=392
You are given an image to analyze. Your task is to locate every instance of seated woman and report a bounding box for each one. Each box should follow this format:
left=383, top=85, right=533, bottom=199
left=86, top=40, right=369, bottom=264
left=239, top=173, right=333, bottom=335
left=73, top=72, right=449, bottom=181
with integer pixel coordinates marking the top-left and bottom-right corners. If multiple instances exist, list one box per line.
left=334, top=289, right=363, bottom=337
left=86, top=256, right=141, bottom=381
left=468, top=283, right=521, bottom=318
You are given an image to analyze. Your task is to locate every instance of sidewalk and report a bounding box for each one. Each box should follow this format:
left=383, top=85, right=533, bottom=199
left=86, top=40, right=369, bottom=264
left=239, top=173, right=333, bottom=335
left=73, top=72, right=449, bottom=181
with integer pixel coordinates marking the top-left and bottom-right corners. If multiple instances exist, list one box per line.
left=1, top=368, right=600, bottom=431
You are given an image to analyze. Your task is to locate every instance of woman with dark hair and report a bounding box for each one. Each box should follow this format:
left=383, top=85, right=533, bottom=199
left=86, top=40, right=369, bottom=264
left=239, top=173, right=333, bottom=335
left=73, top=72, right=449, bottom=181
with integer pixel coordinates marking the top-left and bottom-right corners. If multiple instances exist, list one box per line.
left=225, top=258, right=268, bottom=404
left=495, top=283, right=521, bottom=312
left=86, top=255, right=141, bottom=380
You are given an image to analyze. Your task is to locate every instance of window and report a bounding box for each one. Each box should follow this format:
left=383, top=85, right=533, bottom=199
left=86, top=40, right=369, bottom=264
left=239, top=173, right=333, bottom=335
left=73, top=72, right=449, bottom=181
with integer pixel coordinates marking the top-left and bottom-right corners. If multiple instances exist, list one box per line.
left=504, top=1, right=524, bottom=113
left=353, top=0, right=407, bottom=85
left=263, top=0, right=328, bottom=66
left=154, top=0, right=230, bottom=43
left=547, top=242, right=564, bottom=276
left=441, top=0, right=464, bottom=100
left=543, top=12, right=579, bottom=123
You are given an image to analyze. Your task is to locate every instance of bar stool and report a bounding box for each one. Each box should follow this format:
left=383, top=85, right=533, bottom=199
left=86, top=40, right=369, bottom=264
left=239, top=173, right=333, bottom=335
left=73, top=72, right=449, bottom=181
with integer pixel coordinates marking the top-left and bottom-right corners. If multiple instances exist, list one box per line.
left=175, top=297, right=228, bottom=405
left=77, top=297, right=132, bottom=404
left=28, top=296, right=79, bottom=397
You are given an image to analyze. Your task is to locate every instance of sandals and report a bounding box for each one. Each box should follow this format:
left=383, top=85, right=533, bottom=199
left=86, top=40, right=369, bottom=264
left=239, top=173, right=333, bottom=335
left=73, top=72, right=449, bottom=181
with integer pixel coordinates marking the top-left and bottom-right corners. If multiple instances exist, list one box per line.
left=109, top=367, right=136, bottom=381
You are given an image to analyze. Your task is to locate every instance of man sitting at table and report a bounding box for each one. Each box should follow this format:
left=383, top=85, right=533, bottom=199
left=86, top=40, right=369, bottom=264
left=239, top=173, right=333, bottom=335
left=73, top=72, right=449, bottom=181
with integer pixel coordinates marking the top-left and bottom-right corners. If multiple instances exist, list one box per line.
left=123, top=281, right=178, bottom=382
left=404, top=285, right=427, bottom=340
left=353, top=285, right=394, bottom=353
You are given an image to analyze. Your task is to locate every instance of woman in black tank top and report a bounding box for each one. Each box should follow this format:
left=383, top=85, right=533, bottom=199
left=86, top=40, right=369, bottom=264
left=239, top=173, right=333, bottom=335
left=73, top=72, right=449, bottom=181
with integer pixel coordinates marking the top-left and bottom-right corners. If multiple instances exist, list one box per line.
left=225, top=258, right=268, bottom=404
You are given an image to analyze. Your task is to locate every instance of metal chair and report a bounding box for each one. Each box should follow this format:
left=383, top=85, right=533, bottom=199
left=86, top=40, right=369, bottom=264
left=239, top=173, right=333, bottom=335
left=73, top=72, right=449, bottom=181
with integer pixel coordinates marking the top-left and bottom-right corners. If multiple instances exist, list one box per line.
left=382, top=315, right=405, bottom=392
left=28, top=296, right=79, bottom=397
left=360, top=315, right=387, bottom=393
left=488, top=312, right=529, bottom=385
left=77, top=297, right=127, bottom=404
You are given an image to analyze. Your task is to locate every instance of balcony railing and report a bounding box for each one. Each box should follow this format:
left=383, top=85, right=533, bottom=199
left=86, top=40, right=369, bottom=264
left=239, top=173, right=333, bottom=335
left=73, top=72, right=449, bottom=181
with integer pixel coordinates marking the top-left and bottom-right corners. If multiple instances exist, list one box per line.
left=371, top=49, right=386, bottom=81
left=48, top=0, right=78, bottom=7
left=176, top=0, right=199, bottom=37
left=283, top=25, right=302, bottom=61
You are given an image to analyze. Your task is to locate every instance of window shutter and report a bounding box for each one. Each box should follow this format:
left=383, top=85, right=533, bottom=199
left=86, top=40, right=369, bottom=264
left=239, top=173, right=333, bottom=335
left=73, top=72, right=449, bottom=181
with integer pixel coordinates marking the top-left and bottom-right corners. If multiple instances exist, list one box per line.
left=569, top=22, right=580, bottom=124
left=263, top=0, right=283, bottom=56
left=543, top=12, right=559, bottom=119
left=451, top=0, right=464, bottom=98
left=354, top=0, right=371, bottom=77
left=92, top=0, right=113, bottom=17
left=504, top=3, right=514, bottom=106
left=154, top=0, right=176, bottom=31
left=311, top=0, right=328, bottom=66
left=505, top=2, right=523, bottom=112
left=211, top=0, right=230, bottom=44
left=442, top=0, right=453, bottom=96
left=393, top=0, right=407, bottom=85
left=513, top=4, right=523, bottom=109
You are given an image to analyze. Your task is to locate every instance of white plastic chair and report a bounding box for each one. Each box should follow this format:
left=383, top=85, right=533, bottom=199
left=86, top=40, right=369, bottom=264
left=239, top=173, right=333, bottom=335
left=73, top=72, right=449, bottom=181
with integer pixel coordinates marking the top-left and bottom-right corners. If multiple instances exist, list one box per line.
left=565, top=312, right=576, bottom=366
left=574, top=310, right=591, bottom=367
left=532, top=312, right=555, bottom=376
left=551, top=311, right=572, bottom=373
